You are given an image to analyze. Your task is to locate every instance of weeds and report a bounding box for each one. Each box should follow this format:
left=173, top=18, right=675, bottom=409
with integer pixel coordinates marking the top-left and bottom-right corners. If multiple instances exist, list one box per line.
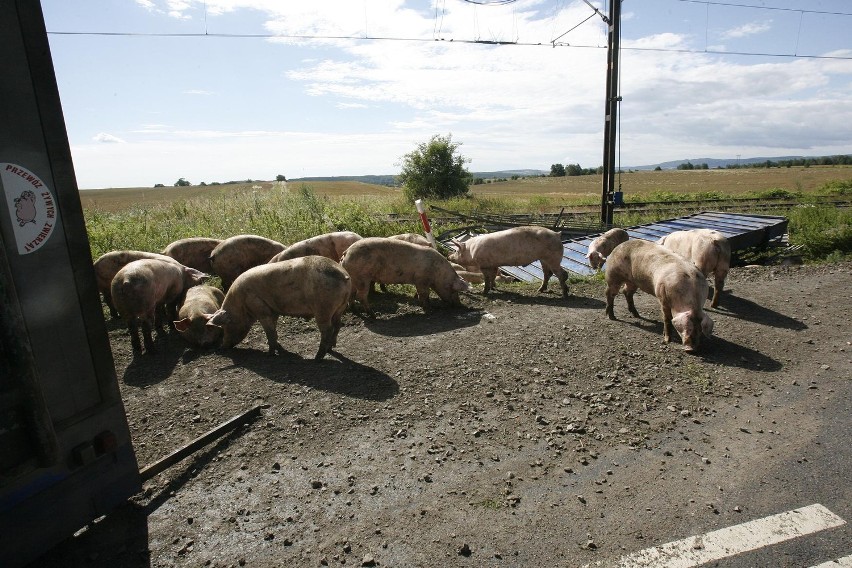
left=83, top=177, right=852, bottom=264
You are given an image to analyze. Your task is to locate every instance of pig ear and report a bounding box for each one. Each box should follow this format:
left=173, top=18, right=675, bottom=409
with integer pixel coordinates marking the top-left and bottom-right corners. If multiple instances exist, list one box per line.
left=451, top=238, right=465, bottom=249
left=701, top=313, right=714, bottom=337
left=205, top=309, right=228, bottom=327
left=657, top=236, right=666, bottom=245
left=670, top=312, right=689, bottom=333
left=174, top=318, right=191, bottom=332
left=584, top=252, right=592, bottom=259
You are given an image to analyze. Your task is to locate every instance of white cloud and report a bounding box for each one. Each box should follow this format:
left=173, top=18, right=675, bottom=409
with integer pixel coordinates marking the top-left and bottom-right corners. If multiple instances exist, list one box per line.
left=336, top=102, right=369, bottom=109
left=57, top=1, right=852, bottom=188
left=720, top=20, right=772, bottom=40
left=93, top=132, right=125, bottom=144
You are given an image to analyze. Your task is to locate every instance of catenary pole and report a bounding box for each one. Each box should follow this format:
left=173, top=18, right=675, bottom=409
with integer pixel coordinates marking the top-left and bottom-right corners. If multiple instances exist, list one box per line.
left=600, top=0, right=621, bottom=226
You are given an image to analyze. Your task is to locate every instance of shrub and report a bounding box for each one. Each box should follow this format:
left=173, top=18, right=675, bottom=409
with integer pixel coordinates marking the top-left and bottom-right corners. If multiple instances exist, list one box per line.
left=788, top=205, right=852, bottom=260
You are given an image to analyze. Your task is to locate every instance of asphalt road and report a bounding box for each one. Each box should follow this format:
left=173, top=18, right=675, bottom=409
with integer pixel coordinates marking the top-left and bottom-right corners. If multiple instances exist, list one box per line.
left=576, top=368, right=851, bottom=567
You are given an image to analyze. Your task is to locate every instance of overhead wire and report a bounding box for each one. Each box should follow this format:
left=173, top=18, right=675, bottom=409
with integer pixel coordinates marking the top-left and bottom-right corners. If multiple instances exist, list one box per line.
left=674, top=0, right=852, bottom=17
left=45, top=29, right=852, bottom=60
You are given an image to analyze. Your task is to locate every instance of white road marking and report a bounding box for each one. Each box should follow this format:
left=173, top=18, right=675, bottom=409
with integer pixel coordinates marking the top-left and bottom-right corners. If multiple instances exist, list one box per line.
left=809, top=553, right=852, bottom=568
left=584, top=503, right=846, bottom=568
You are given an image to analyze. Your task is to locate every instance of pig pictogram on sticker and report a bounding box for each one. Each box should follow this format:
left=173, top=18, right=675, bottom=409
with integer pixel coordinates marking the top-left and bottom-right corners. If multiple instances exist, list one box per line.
left=14, top=190, right=38, bottom=226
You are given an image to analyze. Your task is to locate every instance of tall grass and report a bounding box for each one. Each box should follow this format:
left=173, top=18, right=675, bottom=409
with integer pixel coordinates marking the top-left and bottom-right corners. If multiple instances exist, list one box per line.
left=83, top=179, right=851, bottom=263
left=787, top=205, right=852, bottom=260
left=85, top=184, right=426, bottom=257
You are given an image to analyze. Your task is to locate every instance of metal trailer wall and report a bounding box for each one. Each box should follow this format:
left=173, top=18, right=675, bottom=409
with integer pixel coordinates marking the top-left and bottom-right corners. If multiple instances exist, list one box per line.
left=0, top=2, right=141, bottom=566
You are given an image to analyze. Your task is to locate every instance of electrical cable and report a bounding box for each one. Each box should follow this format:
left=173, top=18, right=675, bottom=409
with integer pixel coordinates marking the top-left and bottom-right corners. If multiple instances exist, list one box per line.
left=46, top=30, right=852, bottom=60
left=674, top=0, right=852, bottom=17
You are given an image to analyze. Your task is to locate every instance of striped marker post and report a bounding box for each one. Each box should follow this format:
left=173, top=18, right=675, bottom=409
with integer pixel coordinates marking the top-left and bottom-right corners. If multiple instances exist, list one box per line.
left=414, top=199, right=437, bottom=248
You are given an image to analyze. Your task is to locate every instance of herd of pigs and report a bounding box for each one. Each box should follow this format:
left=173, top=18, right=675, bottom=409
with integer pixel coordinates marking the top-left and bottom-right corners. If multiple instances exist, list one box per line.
left=94, top=224, right=731, bottom=359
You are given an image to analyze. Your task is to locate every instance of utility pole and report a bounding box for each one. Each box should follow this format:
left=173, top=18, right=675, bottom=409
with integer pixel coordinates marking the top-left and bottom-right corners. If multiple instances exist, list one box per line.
left=600, top=0, right=621, bottom=226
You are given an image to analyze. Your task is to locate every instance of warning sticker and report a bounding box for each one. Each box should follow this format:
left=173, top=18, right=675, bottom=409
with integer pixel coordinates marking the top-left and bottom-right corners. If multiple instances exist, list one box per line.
left=1, top=163, right=58, bottom=254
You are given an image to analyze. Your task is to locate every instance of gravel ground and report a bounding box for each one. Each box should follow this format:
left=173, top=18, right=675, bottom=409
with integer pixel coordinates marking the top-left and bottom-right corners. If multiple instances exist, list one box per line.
left=33, top=261, right=851, bottom=567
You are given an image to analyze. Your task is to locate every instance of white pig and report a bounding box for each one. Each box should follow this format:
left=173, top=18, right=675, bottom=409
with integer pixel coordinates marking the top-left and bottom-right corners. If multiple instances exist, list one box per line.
left=162, top=237, right=222, bottom=274
left=657, top=229, right=731, bottom=308
left=449, top=226, right=568, bottom=297
left=389, top=233, right=432, bottom=247
left=586, top=227, right=629, bottom=270
left=94, top=250, right=183, bottom=318
left=111, top=258, right=208, bottom=353
left=269, top=231, right=362, bottom=263
left=341, top=237, right=469, bottom=317
left=205, top=255, right=350, bottom=359
left=173, top=284, right=225, bottom=347
left=209, top=234, right=285, bottom=291
left=604, top=239, right=713, bottom=352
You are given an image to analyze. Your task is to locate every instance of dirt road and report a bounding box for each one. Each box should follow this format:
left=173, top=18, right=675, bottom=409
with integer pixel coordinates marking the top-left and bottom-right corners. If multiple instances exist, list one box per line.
left=34, top=262, right=851, bottom=567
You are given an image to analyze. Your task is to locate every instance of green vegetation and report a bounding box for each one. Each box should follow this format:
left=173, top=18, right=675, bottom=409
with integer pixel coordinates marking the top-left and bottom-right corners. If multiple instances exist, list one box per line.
left=397, top=134, right=472, bottom=201
left=82, top=172, right=852, bottom=264
left=788, top=205, right=851, bottom=260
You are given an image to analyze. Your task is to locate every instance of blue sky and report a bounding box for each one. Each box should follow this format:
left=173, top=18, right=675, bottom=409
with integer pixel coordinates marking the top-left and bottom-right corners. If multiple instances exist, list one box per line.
left=41, top=0, right=852, bottom=189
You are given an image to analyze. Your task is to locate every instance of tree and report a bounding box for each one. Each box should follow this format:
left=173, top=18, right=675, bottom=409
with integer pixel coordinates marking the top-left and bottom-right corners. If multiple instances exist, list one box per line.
left=174, top=177, right=191, bottom=187
left=550, top=163, right=566, bottom=177
left=397, top=134, right=472, bottom=200
left=276, top=174, right=287, bottom=182
left=566, top=163, right=583, bottom=176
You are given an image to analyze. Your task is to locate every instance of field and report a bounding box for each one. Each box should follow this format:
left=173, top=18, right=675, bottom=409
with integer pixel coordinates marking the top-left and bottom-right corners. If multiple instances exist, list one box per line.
left=78, top=166, right=852, bottom=263
left=78, top=166, right=852, bottom=213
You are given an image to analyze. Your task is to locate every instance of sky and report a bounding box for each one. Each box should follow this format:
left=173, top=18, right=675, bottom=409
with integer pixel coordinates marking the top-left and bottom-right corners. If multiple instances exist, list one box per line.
left=40, top=0, right=852, bottom=189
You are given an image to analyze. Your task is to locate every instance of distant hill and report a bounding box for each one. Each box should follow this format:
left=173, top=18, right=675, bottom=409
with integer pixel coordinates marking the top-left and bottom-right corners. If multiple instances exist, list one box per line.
left=289, top=156, right=850, bottom=183
left=629, top=155, right=850, bottom=170
left=291, top=169, right=547, bottom=185
left=290, top=174, right=398, bottom=186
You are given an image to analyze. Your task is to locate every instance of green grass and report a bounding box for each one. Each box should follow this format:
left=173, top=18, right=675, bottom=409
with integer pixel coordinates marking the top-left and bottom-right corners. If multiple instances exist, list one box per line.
left=82, top=173, right=852, bottom=263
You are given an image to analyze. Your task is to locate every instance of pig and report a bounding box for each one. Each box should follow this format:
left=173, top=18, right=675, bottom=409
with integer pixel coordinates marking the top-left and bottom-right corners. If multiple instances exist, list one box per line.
left=372, top=233, right=432, bottom=292
left=449, top=225, right=569, bottom=297
left=204, top=255, right=350, bottom=359
left=268, top=231, right=362, bottom=263
left=389, top=232, right=432, bottom=247
left=586, top=227, right=629, bottom=270
left=604, top=239, right=714, bottom=352
left=162, top=237, right=222, bottom=274
left=173, top=284, right=225, bottom=347
left=209, top=234, right=285, bottom=291
left=657, top=229, right=731, bottom=308
left=94, top=250, right=183, bottom=318
left=341, top=237, right=469, bottom=317
left=111, top=258, right=208, bottom=353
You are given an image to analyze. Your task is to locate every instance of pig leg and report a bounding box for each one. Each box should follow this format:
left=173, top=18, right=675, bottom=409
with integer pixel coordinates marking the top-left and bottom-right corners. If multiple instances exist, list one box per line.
left=127, top=320, right=143, bottom=352
left=538, top=266, right=552, bottom=293
left=104, top=293, right=119, bottom=319
left=414, top=285, right=431, bottom=310
left=558, top=268, right=569, bottom=298
left=711, top=270, right=727, bottom=308
left=354, top=286, right=375, bottom=318
left=605, top=280, right=621, bottom=320
left=623, top=282, right=641, bottom=318
left=660, top=303, right=673, bottom=344
left=140, top=318, right=156, bottom=353
left=258, top=315, right=283, bottom=354
left=315, top=320, right=335, bottom=360
left=538, top=262, right=568, bottom=298
left=330, top=310, right=344, bottom=349
left=481, top=267, right=499, bottom=293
